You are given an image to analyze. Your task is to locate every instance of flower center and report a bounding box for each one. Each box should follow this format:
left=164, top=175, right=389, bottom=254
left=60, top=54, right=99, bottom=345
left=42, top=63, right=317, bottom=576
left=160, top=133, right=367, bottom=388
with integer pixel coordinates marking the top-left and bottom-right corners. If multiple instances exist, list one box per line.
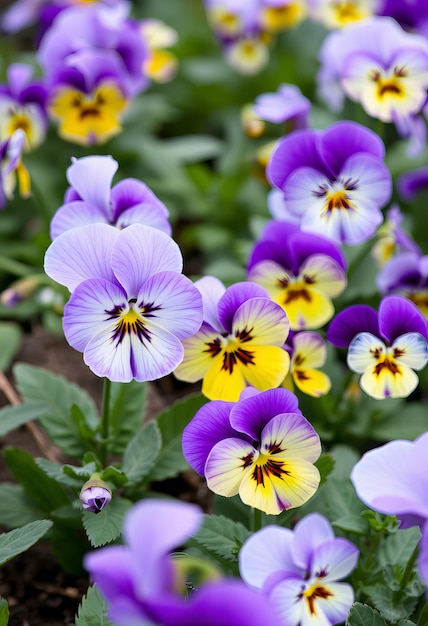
left=313, top=178, right=358, bottom=218
left=302, top=584, right=333, bottom=614
left=241, top=441, right=291, bottom=487
left=204, top=327, right=255, bottom=375
left=105, top=300, right=161, bottom=346
left=369, top=66, right=407, bottom=101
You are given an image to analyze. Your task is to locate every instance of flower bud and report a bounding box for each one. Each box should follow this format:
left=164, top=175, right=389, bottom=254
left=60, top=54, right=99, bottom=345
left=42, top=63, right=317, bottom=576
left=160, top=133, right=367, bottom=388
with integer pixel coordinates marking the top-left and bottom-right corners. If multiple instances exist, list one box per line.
left=80, top=475, right=112, bottom=514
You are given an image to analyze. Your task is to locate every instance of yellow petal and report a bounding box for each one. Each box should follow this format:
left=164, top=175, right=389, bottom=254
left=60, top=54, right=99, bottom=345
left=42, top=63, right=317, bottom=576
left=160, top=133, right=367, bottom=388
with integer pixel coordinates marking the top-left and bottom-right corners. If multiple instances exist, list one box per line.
left=293, top=368, right=331, bottom=397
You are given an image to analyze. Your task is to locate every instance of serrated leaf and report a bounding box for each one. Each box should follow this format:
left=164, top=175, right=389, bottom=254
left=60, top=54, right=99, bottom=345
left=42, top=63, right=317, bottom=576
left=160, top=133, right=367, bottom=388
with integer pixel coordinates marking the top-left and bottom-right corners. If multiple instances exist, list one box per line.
left=149, top=393, right=207, bottom=482
left=397, top=621, right=417, bottom=625
left=379, top=527, right=421, bottom=568
left=0, top=322, right=22, bottom=371
left=0, top=598, right=9, bottom=626
left=193, top=514, right=251, bottom=563
left=75, top=585, right=114, bottom=626
left=63, top=462, right=98, bottom=480
left=346, top=603, right=386, bottom=626
left=122, top=421, right=161, bottom=486
left=0, top=403, right=48, bottom=437
left=82, top=498, right=132, bottom=547
left=332, top=513, right=369, bottom=534
left=0, top=484, right=46, bottom=528
left=101, top=466, right=128, bottom=488
left=364, top=585, right=420, bottom=622
left=3, top=448, right=70, bottom=513
left=13, top=363, right=99, bottom=457
left=0, top=519, right=53, bottom=565
left=416, top=601, right=428, bottom=626
left=108, top=380, right=147, bottom=455
left=36, top=458, right=82, bottom=488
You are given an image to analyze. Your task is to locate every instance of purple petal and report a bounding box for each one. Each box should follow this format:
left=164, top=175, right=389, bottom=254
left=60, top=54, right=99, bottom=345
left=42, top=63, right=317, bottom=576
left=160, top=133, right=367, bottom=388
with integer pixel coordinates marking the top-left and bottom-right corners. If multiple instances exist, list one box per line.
left=398, top=166, right=428, bottom=200
left=50, top=200, right=108, bottom=239
left=123, top=499, right=202, bottom=598
left=115, top=204, right=172, bottom=235
left=378, top=295, right=428, bottom=342
left=44, top=223, right=119, bottom=292
left=253, top=84, right=310, bottom=124
left=310, top=538, right=359, bottom=581
left=266, top=128, right=324, bottom=190
left=182, top=401, right=237, bottom=475
left=229, top=388, right=301, bottom=440
left=239, top=526, right=297, bottom=588
left=84, top=546, right=135, bottom=603
left=327, top=305, right=379, bottom=348
left=376, top=252, right=425, bottom=294
left=111, top=224, right=183, bottom=299
left=194, top=275, right=226, bottom=332
left=217, top=282, right=269, bottom=332
left=418, top=524, right=428, bottom=586
left=111, top=178, right=169, bottom=222
left=291, top=513, right=334, bottom=570
left=66, top=156, right=118, bottom=214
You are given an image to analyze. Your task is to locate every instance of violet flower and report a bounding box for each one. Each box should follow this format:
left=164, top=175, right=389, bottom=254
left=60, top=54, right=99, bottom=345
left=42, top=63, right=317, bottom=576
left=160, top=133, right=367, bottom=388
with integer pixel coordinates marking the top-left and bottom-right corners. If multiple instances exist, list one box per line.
left=376, top=252, right=428, bottom=319
left=379, top=0, right=428, bottom=37
left=397, top=166, right=428, bottom=201
left=307, top=0, right=379, bottom=29
left=182, top=388, right=321, bottom=515
left=253, top=83, right=310, bottom=128
left=84, top=498, right=281, bottom=625
left=351, top=432, right=428, bottom=586
left=50, top=155, right=171, bottom=239
left=44, top=223, right=203, bottom=382
left=266, top=120, right=392, bottom=245
left=371, top=205, right=422, bottom=267
left=80, top=475, right=112, bottom=513
left=0, top=129, right=30, bottom=209
left=239, top=513, right=359, bottom=626
left=327, top=295, right=428, bottom=399
left=0, top=63, right=48, bottom=151
left=174, top=276, right=291, bottom=401
left=247, top=220, right=347, bottom=330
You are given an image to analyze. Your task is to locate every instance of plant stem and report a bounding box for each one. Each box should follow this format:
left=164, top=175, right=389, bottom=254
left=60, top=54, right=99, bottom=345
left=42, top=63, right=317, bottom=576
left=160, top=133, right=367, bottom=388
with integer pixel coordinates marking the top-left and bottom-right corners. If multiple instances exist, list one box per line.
left=251, top=507, right=263, bottom=533
left=0, top=254, right=34, bottom=277
left=100, top=377, right=112, bottom=463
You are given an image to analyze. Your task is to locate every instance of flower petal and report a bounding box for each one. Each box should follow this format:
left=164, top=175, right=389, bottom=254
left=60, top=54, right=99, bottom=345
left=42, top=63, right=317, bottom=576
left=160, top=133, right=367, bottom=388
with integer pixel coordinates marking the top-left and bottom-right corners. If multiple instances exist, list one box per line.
left=182, top=400, right=236, bottom=475
left=218, top=282, right=270, bottom=333
left=299, top=254, right=347, bottom=298
left=115, top=203, right=172, bottom=235
left=50, top=200, right=109, bottom=239
left=291, top=513, right=334, bottom=570
left=205, top=438, right=256, bottom=497
left=327, top=304, right=379, bottom=348
left=379, top=295, right=428, bottom=342
left=195, top=275, right=226, bottom=332
left=300, top=582, right=355, bottom=626
left=391, top=333, right=428, bottom=370
left=232, top=297, right=290, bottom=346
left=311, top=539, right=359, bottom=582
left=66, top=155, right=118, bottom=212
left=293, top=367, right=331, bottom=397
left=260, top=413, right=321, bottom=463
left=202, top=353, right=248, bottom=402
left=111, top=224, right=183, bottom=298
left=292, top=331, right=327, bottom=368
left=360, top=359, right=420, bottom=399
left=347, top=332, right=386, bottom=374
left=44, top=223, right=119, bottom=292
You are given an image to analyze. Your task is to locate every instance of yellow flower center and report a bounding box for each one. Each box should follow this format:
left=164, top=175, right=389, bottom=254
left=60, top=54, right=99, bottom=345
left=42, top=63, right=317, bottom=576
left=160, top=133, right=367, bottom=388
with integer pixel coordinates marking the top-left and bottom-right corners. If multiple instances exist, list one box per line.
left=204, top=328, right=255, bottom=375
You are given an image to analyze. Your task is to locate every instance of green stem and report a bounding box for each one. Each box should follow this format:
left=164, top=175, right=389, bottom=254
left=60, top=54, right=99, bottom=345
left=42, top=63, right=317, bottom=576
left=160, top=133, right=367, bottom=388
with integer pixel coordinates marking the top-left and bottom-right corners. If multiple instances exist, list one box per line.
left=399, top=543, right=419, bottom=591
left=250, top=507, right=263, bottom=533
left=0, top=254, right=34, bottom=277
left=100, top=378, right=112, bottom=463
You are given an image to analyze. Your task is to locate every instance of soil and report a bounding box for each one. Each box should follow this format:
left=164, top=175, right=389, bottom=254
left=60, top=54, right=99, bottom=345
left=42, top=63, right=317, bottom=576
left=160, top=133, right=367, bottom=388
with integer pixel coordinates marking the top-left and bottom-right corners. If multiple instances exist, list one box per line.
left=0, top=326, right=205, bottom=626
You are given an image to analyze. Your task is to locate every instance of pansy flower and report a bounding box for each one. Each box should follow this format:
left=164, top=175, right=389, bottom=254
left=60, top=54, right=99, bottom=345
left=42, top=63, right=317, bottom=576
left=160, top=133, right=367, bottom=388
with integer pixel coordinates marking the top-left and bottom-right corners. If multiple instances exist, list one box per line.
left=327, top=295, right=428, bottom=399
left=379, top=0, right=428, bottom=37
left=174, top=276, right=290, bottom=401
left=371, top=205, right=421, bottom=267
left=44, top=223, right=203, bottom=382
left=351, top=432, right=428, bottom=586
left=266, top=120, right=392, bottom=245
left=0, top=129, right=31, bottom=209
left=140, top=19, right=179, bottom=83
left=283, top=331, right=332, bottom=397
left=182, top=388, right=321, bottom=515
left=307, top=0, right=378, bottom=29
left=50, top=155, right=171, bottom=239
left=0, top=63, right=48, bottom=151
left=239, top=513, right=359, bottom=626
left=85, top=499, right=282, bottom=625
left=317, top=17, right=428, bottom=154
left=259, top=0, right=307, bottom=33
left=247, top=221, right=347, bottom=329
left=376, top=252, right=428, bottom=319
left=397, top=166, right=428, bottom=201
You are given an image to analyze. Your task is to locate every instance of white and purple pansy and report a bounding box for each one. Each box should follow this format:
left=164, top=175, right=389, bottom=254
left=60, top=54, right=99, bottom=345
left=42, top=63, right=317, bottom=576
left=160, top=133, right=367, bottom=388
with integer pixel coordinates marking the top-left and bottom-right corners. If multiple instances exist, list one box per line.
left=44, top=223, right=203, bottom=382
left=327, top=295, right=428, bottom=399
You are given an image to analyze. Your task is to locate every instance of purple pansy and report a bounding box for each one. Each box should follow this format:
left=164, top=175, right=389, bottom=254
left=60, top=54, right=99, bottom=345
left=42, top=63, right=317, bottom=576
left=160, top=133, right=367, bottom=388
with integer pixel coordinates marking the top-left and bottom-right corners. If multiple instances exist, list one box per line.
left=239, top=513, right=359, bottom=626
left=0, top=63, right=48, bottom=151
left=0, top=129, right=30, bottom=209
left=266, top=121, right=392, bottom=245
left=84, top=498, right=281, bottom=626
left=50, top=155, right=171, bottom=239
left=397, top=166, right=428, bottom=201
left=376, top=252, right=428, bottom=319
left=247, top=220, right=347, bottom=329
left=327, top=295, right=428, bottom=399
left=351, top=432, right=428, bottom=586
left=372, top=205, right=422, bottom=267
left=182, top=388, right=321, bottom=515
left=44, top=223, right=203, bottom=382
left=253, top=83, right=310, bottom=128
left=379, top=0, right=428, bottom=37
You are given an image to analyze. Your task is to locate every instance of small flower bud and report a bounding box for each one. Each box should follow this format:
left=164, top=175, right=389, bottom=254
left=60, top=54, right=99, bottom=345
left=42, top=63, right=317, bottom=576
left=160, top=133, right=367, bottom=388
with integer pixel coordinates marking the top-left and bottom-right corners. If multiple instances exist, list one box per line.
left=80, top=475, right=112, bottom=514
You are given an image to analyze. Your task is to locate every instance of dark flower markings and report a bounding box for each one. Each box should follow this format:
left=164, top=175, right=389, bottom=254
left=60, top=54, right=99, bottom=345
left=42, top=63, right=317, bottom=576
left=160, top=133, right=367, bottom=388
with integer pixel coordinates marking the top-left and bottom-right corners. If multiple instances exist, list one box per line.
left=369, top=65, right=407, bottom=98
left=313, top=177, right=359, bottom=216
left=203, top=326, right=256, bottom=374
left=297, top=586, right=333, bottom=615
left=105, top=299, right=162, bottom=346
left=240, top=441, right=290, bottom=487
left=369, top=345, right=405, bottom=377
left=70, top=92, right=107, bottom=120
left=277, top=273, right=316, bottom=305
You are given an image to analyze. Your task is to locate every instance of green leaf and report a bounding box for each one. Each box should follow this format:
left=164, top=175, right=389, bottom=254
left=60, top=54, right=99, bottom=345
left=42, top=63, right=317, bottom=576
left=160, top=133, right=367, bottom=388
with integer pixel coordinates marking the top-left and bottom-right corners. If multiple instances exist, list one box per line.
left=364, top=585, right=420, bottom=622
left=417, top=601, right=428, bottom=626
left=0, top=519, right=53, bottom=565
left=397, top=620, right=417, bottom=626
left=82, top=497, right=132, bottom=547
left=149, top=393, right=207, bottom=482
left=371, top=404, right=428, bottom=441
left=160, top=135, right=224, bottom=163
left=332, top=514, right=370, bottom=534
left=101, top=466, right=128, bottom=488
left=0, top=598, right=9, bottom=626
left=0, top=484, right=46, bottom=528
left=36, top=458, right=82, bottom=488
left=108, top=380, right=147, bottom=455
left=193, top=514, right=251, bottom=563
left=0, top=322, right=22, bottom=371
left=346, top=603, right=387, bottom=626
left=314, top=453, right=335, bottom=485
left=3, top=448, right=70, bottom=513
left=75, top=585, right=114, bottom=626
left=122, top=421, right=161, bottom=486
left=13, top=363, right=99, bottom=457
left=0, top=402, right=48, bottom=436
left=379, top=527, right=421, bottom=569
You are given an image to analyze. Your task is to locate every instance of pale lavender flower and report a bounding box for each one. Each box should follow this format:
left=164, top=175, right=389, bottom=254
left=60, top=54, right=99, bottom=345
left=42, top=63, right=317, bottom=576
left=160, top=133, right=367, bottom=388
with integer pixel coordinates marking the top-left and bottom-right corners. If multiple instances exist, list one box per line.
left=253, top=83, right=310, bottom=128
left=239, top=513, right=359, bottom=626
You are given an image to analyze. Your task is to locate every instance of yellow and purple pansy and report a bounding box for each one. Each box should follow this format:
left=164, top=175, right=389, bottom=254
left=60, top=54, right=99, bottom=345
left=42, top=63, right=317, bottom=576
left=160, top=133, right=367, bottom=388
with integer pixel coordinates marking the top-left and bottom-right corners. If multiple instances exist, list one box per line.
left=247, top=221, right=347, bottom=330
left=283, top=331, right=331, bottom=397
left=327, top=295, right=428, bottom=399
left=174, top=276, right=291, bottom=401
left=182, top=388, right=321, bottom=515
